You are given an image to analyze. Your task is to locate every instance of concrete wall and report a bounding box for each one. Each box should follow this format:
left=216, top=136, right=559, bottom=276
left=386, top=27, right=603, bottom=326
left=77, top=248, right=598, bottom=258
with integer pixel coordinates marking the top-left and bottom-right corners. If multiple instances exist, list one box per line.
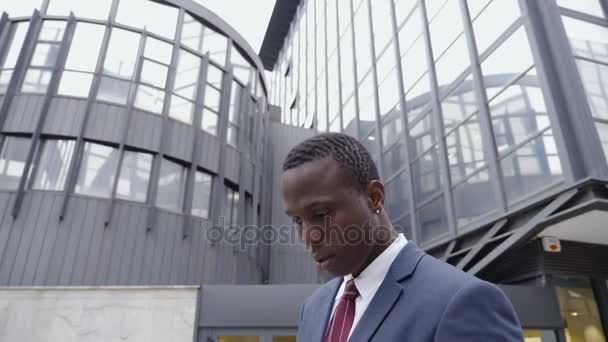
left=0, top=286, right=198, bottom=342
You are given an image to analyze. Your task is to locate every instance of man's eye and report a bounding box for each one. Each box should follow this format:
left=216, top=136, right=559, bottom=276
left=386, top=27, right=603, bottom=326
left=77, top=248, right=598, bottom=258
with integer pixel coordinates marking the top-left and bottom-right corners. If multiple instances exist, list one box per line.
left=292, top=217, right=303, bottom=225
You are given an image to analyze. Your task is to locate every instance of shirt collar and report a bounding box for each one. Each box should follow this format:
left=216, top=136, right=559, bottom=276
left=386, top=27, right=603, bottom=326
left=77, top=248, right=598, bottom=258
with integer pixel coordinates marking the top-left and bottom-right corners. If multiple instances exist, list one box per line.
left=342, top=233, right=408, bottom=301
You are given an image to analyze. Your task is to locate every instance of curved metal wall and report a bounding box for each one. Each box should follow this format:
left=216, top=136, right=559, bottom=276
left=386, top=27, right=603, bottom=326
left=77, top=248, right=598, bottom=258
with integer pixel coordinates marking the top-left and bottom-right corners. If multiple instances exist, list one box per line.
left=0, top=0, right=269, bottom=286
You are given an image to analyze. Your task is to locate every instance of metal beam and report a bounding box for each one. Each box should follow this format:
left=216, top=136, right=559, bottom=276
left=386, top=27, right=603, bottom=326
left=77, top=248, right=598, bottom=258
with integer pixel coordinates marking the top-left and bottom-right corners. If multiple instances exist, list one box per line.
left=456, top=219, right=507, bottom=269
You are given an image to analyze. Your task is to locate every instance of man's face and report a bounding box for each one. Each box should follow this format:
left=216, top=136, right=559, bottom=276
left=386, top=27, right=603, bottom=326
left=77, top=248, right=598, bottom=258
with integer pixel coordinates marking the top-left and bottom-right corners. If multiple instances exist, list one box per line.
left=281, top=158, right=375, bottom=276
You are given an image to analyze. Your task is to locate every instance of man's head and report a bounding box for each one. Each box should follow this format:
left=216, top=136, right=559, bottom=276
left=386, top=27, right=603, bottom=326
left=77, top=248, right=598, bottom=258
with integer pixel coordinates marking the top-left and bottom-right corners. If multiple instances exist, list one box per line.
left=281, top=132, right=396, bottom=277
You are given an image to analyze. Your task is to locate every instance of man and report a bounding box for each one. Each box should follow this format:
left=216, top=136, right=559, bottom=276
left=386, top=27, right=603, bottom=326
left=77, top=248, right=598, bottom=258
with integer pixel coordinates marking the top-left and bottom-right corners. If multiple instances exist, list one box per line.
left=281, top=132, right=524, bottom=342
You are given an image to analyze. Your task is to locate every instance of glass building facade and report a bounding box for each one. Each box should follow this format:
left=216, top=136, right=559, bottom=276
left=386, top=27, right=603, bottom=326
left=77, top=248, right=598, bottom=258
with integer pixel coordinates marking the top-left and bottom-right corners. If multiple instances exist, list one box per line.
left=269, top=0, right=608, bottom=247
left=0, top=0, right=268, bottom=228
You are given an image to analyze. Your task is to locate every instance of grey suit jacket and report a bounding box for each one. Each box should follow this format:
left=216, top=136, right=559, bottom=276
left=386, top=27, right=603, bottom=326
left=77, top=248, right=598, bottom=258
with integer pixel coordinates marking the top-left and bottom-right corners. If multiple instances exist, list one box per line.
left=297, top=242, right=524, bottom=341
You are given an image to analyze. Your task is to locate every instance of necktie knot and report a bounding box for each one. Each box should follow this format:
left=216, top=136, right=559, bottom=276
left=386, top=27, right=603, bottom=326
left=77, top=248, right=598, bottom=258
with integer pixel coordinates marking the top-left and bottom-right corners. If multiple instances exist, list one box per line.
left=341, top=279, right=359, bottom=302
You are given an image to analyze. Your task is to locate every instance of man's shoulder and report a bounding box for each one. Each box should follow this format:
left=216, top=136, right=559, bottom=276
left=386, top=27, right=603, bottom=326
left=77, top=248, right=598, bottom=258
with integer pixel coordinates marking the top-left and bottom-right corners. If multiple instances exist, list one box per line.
left=304, top=277, right=341, bottom=305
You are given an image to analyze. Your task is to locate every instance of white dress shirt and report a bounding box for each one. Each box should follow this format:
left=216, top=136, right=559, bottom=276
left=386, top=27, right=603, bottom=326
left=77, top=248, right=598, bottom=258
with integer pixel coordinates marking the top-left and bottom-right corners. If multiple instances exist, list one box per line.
left=329, top=233, right=408, bottom=339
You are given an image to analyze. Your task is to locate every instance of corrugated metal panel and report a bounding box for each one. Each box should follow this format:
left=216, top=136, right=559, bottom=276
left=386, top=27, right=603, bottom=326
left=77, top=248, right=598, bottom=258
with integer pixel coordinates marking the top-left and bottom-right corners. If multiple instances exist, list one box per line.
left=166, top=120, right=194, bottom=162
left=198, top=132, right=220, bottom=173
left=3, top=95, right=44, bottom=133
left=267, top=122, right=317, bottom=284
left=224, top=147, right=239, bottom=183
left=85, top=103, right=127, bottom=143
left=126, top=110, right=162, bottom=151
left=43, top=97, right=86, bottom=136
left=543, top=240, right=608, bottom=276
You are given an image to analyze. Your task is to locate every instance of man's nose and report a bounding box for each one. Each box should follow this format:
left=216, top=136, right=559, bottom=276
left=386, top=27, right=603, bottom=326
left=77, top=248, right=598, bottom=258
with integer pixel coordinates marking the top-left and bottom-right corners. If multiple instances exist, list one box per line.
left=301, top=222, right=324, bottom=246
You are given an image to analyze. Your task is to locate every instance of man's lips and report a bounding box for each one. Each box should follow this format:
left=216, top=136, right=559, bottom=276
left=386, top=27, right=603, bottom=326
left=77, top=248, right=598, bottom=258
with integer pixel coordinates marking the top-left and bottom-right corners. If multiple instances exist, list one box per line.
left=314, top=254, right=336, bottom=271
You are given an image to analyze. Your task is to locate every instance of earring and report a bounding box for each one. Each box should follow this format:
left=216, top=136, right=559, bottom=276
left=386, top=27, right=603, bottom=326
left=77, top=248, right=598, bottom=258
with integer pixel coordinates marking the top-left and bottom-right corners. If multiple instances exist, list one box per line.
left=374, top=208, right=381, bottom=214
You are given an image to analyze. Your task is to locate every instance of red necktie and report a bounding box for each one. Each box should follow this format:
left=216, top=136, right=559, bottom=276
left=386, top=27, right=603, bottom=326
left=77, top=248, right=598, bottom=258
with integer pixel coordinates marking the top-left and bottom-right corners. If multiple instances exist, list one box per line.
left=325, top=279, right=359, bottom=342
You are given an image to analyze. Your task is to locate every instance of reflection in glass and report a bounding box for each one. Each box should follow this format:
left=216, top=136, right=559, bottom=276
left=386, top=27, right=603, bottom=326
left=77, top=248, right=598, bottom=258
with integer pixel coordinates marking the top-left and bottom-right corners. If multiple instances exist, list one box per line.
left=156, top=159, right=186, bottom=212
left=33, top=139, right=75, bottom=191
left=489, top=72, right=550, bottom=154
left=453, top=169, right=495, bottom=228
left=0, top=71, right=12, bottom=94
left=446, top=115, right=487, bottom=182
left=556, top=0, right=605, bottom=18
left=555, top=277, right=607, bottom=342
left=75, top=142, right=119, bottom=198
left=481, top=27, right=535, bottom=99
left=471, top=0, right=521, bottom=55
left=192, top=171, right=212, bottom=218
left=441, top=79, right=478, bottom=130
left=2, top=22, right=29, bottom=70
left=358, top=75, right=377, bottom=122
left=174, top=50, right=201, bottom=100
left=501, top=130, right=563, bottom=205
left=21, top=68, right=52, bottom=93
left=382, top=113, right=403, bottom=150
left=205, top=86, right=221, bottom=112
left=135, top=85, right=165, bottom=114
left=562, top=17, right=608, bottom=65
left=181, top=13, right=228, bottom=65
left=39, top=21, right=66, bottom=42
left=412, top=146, right=442, bottom=204
left=596, top=122, right=608, bottom=163
left=58, top=71, right=94, bottom=97
left=64, top=22, right=105, bottom=72
left=31, top=43, right=60, bottom=67
left=385, top=170, right=409, bottom=221
left=207, top=65, right=224, bottom=89
left=116, top=151, right=152, bottom=202
left=0, top=136, right=31, bottom=190
left=232, top=45, right=254, bottom=85
left=410, top=113, right=435, bottom=157
left=116, top=0, right=178, bottom=39
left=47, top=0, right=112, bottom=19
left=144, top=37, right=173, bottom=64
left=103, top=29, right=141, bottom=79
left=523, top=330, right=558, bottom=342
left=224, top=186, right=239, bottom=226
left=418, top=195, right=448, bottom=242
left=97, top=77, right=131, bottom=105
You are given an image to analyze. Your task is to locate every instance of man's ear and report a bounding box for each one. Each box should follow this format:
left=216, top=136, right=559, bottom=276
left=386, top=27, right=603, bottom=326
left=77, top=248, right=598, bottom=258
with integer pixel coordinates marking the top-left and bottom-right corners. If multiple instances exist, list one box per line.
left=367, top=180, right=385, bottom=212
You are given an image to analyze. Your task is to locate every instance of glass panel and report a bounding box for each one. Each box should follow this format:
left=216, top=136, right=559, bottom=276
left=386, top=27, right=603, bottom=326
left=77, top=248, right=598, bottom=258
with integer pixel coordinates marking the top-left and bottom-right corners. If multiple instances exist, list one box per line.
left=174, top=50, right=200, bottom=100
left=116, top=0, right=178, bottom=39
left=453, top=169, right=495, bottom=228
left=383, top=140, right=407, bottom=177
left=201, top=108, right=218, bottom=135
left=0, top=137, right=31, bottom=190
left=218, top=336, right=259, bottom=342
left=385, top=169, right=410, bottom=220
left=410, top=113, right=435, bottom=157
left=377, top=43, right=400, bottom=117
left=47, top=0, right=113, bottom=20
left=207, top=65, right=224, bottom=88
left=395, top=0, right=418, bottom=28
left=471, top=0, right=521, bottom=55
left=555, top=277, right=607, bottom=342
left=58, top=71, right=94, bottom=97
left=446, top=114, right=486, bottom=182
left=435, top=34, right=470, bottom=92
left=205, top=85, right=221, bottom=112
left=481, top=26, right=535, bottom=99
left=0, top=71, right=12, bottom=94
left=562, top=17, right=608, bottom=65
left=75, top=142, right=119, bottom=198
left=371, top=0, right=394, bottom=54
left=97, top=77, right=131, bottom=105
left=401, top=35, right=428, bottom=94
left=576, top=59, right=608, bottom=120
left=224, top=187, right=239, bottom=226
left=169, top=95, right=194, bottom=124
left=103, top=29, right=141, bottom=79
left=31, top=43, right=60, bottom=67
left=32, top=139, right=75, bottom=191
left=441, top=79, right=478, bottom=130
left=140, top=59, right=168, bottom=88
left=406, top=73, right=432, bottom=123
left=192, top=171, right=212, bottom=219
left=116, top=151, right=152, bottom=202
left=358, top=75, right=377, bottom=122
left=418, top=195, right=449, bottom=242
left=397, top=5, right=423, bottom=61
left=65, top=22, right=105, bottom=72
left=39, top=21, right=66, bottom=42
left=156, top=158, right=186, bottom=212
left=232, top=45, right=254, bottom=85
left=4, top=0, right=43, bottom=17
left=412, top=146, right=442, bottom=204
left=227, top=125, right=238, bottom=147
left=361, top=131, right=379, bottom=156
left=557, top=0, right=605, bottom=18
left=229, top=82, right=242, bottom=125
left=489, top=69, right=551, bottom=154
left=596, top=121, right=608, bottom=163
left=501, top=130, right=563, bottom=205
left=144, top=37, right=173, bottom=64
left=21, top=68, right=52, bottom=93
left=135, top=85, right=165, bottom=114
left=181, top=13, right=228, bottom=65
left=353, top=0, right=372, bottom=80
left=382, top=113, right=404, bottom=150
left=339, top=34, right=355, bottom=100
left=3, top=22, right=29, bottom=69
left=428, top=0, right=463, bottom=59
left=523, top=330, right=558, bottom=342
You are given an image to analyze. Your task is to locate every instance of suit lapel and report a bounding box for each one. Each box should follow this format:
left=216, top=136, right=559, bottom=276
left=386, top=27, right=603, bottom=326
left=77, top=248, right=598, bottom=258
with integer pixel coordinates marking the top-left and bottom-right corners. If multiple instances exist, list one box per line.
left=310, top=277, right=342, bottom=342
left=348, top=242, right=426, bottom=341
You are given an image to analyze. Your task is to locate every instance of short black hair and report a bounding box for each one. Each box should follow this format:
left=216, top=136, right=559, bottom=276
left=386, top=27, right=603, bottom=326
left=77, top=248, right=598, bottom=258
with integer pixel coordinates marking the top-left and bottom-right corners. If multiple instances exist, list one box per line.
left=282, top=132, right=380, bottom=193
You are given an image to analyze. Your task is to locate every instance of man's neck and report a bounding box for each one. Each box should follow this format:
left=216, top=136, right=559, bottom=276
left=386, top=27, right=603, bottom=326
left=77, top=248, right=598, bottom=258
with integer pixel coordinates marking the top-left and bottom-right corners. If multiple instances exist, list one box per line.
left=352, top=227, right=398, bottom=278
